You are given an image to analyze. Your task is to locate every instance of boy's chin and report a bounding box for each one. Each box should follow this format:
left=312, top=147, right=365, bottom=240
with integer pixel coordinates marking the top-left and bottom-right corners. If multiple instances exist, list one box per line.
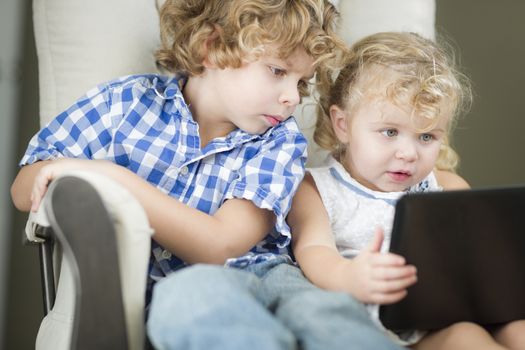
left=240, top=125, right=274, bottom=135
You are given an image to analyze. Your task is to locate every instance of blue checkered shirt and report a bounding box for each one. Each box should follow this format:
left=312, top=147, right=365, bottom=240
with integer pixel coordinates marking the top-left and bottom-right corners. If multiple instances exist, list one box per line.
left=21, top=74, right=307, bottom=300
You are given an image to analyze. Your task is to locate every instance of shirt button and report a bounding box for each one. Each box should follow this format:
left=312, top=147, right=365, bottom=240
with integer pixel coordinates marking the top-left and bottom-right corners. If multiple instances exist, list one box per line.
left=161, top=250, right=172, bottom=259
left=180, top=166, right=189, bottom=176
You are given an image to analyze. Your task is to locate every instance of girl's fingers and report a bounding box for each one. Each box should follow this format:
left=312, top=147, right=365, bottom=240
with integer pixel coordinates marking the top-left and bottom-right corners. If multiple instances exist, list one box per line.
left=368, top=252, right=406, bottom=266
left=364, top=227, right=385, bottom=253
left=372, top=264, right=417, bottom=280
left=371, top=273, right=418, bottom=294
left=370, top=289, right=408, bottom=305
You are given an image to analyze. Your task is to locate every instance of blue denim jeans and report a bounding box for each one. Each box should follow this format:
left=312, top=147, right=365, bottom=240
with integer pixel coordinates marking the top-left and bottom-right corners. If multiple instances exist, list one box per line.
left=147, top=257, right=405, bottom=350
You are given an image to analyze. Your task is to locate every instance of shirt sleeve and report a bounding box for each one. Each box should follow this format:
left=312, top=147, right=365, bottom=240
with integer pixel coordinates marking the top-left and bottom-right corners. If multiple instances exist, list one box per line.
left=224, top=124, right=308, bottom=245
left=20, top=84, right=114, bottom=166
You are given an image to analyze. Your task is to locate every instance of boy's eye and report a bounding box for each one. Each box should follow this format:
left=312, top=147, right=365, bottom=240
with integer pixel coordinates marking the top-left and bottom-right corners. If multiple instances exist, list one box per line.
left=269, top=66, right=286, bottom=77
left=420, top=133, right=434, bottom=142
left=381, top=129, right=398, bottom=137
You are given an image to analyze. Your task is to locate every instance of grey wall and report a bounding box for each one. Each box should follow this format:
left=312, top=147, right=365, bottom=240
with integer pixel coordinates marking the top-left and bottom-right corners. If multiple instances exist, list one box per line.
left=2, top=0, right=43, bottom=349
left=436, top=1, right=525, bottom=187
left=1, top=1, right=524, bottom=349
left=1, top=0, right=27, bottom=348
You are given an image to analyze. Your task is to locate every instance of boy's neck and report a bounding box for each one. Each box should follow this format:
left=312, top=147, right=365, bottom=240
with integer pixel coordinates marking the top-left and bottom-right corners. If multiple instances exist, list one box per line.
left=183, top=76, right=237, bottom=148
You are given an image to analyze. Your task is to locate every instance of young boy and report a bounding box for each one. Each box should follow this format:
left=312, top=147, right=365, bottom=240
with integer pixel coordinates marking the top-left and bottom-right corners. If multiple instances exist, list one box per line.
left=12, top=1, right=404, bottom=348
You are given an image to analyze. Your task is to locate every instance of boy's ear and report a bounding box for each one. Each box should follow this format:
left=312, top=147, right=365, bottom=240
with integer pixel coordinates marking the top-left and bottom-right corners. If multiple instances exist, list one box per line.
left=330, top=105, right=350, bottom=143
left=202, top=26, right=222, bottom=69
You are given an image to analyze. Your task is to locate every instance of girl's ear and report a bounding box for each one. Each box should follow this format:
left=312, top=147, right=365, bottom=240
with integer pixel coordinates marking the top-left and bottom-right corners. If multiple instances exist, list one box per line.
left=330, top=105, right=350, bottom=143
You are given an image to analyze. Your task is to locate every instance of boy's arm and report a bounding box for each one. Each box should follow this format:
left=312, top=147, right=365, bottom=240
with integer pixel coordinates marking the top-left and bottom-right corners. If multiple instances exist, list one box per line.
left=11, top=158, right=273, bottom=265
left=288, top=174, right=417, bottom=304
left=141, top=186, right=274, bottom=265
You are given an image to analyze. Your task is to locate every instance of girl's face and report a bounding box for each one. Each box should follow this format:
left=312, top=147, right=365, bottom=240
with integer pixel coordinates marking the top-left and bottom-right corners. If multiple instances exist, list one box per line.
left=331, top=96, right=449, bottom=192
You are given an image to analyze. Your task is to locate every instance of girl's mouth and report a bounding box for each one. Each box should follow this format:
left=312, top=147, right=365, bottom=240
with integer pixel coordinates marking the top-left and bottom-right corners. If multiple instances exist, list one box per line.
left=388, top=171, right=411, bottom=182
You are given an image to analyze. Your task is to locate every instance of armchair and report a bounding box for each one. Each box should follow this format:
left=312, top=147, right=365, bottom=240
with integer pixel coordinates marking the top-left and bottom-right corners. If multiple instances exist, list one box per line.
left=25, top=0, right=436, bottom=349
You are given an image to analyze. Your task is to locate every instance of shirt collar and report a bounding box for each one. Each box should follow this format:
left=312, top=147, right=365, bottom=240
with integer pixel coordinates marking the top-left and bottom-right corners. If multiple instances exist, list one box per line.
left=327, top=156, right=406, bottom=203
left=152, top=75, right=296, bottom=153
left=150, top=74, right=186, bottom=100
left=220, top=118, right=294, bottom=146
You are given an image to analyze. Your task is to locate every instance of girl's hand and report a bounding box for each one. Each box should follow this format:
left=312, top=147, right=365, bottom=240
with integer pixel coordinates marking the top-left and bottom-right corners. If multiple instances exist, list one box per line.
left=30, top=158, right=96, bottom=212
left=345, top=227, right=417, bottom=305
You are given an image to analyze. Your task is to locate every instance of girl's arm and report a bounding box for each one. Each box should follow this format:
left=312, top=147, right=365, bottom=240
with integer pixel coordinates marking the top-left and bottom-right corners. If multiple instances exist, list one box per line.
left=288, top=174, right=417, bottom=305
left=435, top=169, right=470, bottom=190
left=11, top=159, right=273, bottom=265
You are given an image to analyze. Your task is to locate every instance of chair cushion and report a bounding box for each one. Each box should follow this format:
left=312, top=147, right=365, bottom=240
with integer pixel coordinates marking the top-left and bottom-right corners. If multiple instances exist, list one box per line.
left=338, top=0, right=436, bottom=45
left=33, top=0, right=161, bottom=126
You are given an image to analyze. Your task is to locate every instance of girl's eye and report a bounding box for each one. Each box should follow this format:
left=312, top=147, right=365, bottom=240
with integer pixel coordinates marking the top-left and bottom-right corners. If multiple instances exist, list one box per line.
left=420, top=133, right=434, bottom=142
left=297, top=80, right=310, bottom=97
left=381, top=129, right=398, bottom=137
left=269, top=66, right=286, bottom=77
left=298, top=80, right=308, bottom=89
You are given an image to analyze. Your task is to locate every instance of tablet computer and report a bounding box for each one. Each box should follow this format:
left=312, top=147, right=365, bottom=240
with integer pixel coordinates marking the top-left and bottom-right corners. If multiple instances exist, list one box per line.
left=379, top=186, right=525, bottom=331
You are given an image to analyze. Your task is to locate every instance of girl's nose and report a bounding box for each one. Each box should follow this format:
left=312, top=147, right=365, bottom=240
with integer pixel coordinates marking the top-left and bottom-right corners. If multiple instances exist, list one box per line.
left=395, top=141, right=418, bottom=161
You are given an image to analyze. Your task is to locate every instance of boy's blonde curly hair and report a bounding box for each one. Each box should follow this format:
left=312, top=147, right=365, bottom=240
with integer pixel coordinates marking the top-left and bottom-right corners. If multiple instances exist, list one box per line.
left=156, top=0, right=346, bottom=96
left=315, top=32, right=472, bottom=172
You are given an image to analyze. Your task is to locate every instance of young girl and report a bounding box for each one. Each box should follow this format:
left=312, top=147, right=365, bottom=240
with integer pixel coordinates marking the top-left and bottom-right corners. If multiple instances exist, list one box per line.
left=288, top=32, right=525, bottom=349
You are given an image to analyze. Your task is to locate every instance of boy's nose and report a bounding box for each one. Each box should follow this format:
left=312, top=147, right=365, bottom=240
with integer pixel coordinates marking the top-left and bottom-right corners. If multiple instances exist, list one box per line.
left=278, top=83, right=301, bottom=107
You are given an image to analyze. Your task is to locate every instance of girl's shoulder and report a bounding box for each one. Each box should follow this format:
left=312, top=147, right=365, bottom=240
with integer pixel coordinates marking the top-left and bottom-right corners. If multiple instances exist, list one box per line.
left=434, top=170, right=470, bottom=190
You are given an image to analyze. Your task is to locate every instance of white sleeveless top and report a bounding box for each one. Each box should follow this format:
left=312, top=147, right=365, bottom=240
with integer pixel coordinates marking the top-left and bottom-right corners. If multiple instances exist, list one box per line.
left=308, top=156, right=442, bottom=345
left=309, top=156, right=441, bottom=258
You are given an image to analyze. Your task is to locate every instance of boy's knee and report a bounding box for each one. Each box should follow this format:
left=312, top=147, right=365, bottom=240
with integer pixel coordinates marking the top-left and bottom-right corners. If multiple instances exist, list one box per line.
left=154, top=264, right=259, bottom=299
left=155, top=264, right=217, bottom=291
left=172, top=264, right=226, bottom=283
left=281, top=288, right=368, bottom=320
left=263, top=263, right=314, bottom=291
left=264, top=262, right=301, bottom=281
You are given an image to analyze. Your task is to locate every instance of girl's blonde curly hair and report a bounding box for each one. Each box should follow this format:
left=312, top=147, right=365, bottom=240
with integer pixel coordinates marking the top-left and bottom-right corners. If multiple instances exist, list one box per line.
left=314, top=32, right=472, bottom=172
left=156, top=0, right=346, bottom=96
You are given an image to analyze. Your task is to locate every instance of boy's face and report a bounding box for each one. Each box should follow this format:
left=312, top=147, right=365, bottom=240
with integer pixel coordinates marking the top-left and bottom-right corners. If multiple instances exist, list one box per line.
left=202, top=47, right=315, bottom=135
left=334, top=96, right=448, bottom=192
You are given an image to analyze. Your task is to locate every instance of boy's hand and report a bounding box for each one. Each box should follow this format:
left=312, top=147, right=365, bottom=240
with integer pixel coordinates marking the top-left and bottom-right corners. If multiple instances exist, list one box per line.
left=344, top=227, right=417, bottom=305
left=31, top=158, right=96, bottom=212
